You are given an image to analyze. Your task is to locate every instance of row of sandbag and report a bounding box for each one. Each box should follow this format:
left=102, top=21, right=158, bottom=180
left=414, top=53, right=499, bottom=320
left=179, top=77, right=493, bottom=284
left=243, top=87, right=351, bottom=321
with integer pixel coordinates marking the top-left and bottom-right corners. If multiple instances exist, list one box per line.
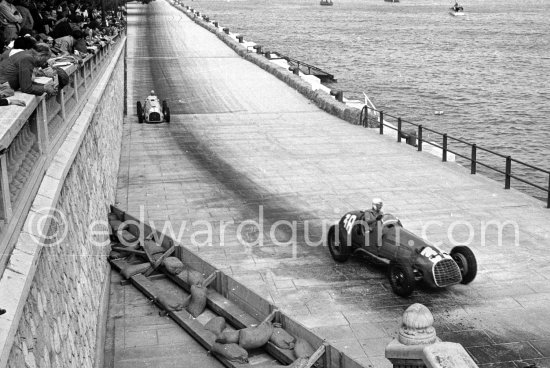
left=204, top=315, right=317, bottom=367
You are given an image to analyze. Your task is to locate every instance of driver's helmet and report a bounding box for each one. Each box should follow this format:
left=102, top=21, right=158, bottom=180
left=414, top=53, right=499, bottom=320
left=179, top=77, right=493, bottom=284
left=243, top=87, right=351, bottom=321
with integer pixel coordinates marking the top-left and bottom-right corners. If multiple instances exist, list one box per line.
left=371, top=198, right=383, bottom=212
left=150, top=90, right=156, bottom=96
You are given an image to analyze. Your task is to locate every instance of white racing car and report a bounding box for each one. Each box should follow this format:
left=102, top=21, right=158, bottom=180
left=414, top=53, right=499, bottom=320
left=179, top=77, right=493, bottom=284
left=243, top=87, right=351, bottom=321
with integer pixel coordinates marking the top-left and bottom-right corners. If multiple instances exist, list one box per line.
left=137, top=91, right=170, bottom=123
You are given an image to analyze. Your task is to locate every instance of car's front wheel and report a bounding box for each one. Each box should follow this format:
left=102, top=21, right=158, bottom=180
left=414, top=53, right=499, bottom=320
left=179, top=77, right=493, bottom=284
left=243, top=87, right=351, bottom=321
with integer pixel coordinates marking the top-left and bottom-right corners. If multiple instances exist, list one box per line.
left=137, top=101, right=143, bottom=124
left=327, top=225, right=350, bottom=262
left=388, top=260, right=415, bottom=297
left=451, top=246, right=477, bottom=284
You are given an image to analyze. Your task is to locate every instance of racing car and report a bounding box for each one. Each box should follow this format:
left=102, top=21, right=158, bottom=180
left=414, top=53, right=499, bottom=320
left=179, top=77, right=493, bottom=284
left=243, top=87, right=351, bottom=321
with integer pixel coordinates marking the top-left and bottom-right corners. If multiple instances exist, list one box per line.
left=327, top=211, right=477, bottom=297
left=137, top=92, right=170, bottom=124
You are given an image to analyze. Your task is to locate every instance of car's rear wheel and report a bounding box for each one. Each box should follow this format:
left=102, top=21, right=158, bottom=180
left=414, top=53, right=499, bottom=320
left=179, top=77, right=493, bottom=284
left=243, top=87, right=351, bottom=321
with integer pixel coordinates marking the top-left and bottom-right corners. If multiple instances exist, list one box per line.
left=137, top=101, right=143, bottom=124
left=327, top=225, right=350, bottom=262
left=388, top=260, right=415, bottom=297
left=165, top=107, right=170, bottom=123
left=451, top=246, right=477, bottom=284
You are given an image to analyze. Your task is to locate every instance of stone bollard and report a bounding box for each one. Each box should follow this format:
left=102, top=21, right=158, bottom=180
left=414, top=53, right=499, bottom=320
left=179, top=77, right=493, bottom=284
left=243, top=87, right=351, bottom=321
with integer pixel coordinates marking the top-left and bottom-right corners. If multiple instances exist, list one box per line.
left=400, top=129, right=417, bottom=147
left=213, top=21, right=219, bottom=27
left=330, top=90, right=344, bottom=102
left=223, top=27, right=230, bottom=34
left=385, top=304, right=478, bottom=368
left=237, top=35, right=244, bottom=43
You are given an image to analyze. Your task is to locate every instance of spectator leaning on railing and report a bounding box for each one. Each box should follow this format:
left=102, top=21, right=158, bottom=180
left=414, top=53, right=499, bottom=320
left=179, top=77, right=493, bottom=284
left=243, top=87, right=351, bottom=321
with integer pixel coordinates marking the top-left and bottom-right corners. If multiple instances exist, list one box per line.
left=0, top=42, right=57, bottom=95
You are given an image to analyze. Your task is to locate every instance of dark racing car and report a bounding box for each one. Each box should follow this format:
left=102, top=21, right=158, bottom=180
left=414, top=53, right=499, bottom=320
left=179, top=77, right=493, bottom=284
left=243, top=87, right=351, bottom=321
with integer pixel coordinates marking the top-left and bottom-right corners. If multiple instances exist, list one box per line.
left=327, top=210, right=477, bottom=297
left=137, top=91, right=170, bottom=124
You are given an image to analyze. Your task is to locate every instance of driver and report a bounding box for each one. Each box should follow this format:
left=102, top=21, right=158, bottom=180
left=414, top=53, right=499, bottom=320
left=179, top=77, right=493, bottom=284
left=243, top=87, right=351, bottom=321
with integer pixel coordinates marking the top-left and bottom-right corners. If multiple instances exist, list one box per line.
left=145, top=90, right=156, bottom=110
left=363, top=198, right=384, bottom=231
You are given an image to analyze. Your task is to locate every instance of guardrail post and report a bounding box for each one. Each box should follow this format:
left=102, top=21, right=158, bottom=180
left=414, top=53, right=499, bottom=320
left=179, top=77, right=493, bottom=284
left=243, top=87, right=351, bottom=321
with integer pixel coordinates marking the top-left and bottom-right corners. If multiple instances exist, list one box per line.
left=505, top=156, right=512, bottom=189
left=471, top=144, right=477, bottom=174
left=36, top=99, right=49, bottom=154
left=417, top=125, right=423, bottom=152
left=379, top=111, right=384, bottom=135
left=397, top=117, right=401, bottom=142
left=59, top=90, right=66, bottom=121
left=0, top=153, right=12, bottom=222
left=442, top=134, right=447, bottom=162
left=73, top=72, right=79, bottom=102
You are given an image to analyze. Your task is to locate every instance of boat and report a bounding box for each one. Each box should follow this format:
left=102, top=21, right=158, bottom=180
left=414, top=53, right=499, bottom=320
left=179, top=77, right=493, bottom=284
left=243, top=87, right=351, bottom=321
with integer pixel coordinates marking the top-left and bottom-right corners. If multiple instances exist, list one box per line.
left=384, top=0, right=399, bottom=2
left=449, top=8, right=465, bottom=16
left=320, top=0, right=333, bottom=6
left=449, top=3, right=464, bottom=16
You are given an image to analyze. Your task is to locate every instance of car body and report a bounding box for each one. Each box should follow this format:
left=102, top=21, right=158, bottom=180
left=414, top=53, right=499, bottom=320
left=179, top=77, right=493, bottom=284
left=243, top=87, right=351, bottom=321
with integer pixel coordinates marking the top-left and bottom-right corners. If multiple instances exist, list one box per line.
left=137, top=95, right=170, bottom=124
left=327, top=211, right=477, bottom=297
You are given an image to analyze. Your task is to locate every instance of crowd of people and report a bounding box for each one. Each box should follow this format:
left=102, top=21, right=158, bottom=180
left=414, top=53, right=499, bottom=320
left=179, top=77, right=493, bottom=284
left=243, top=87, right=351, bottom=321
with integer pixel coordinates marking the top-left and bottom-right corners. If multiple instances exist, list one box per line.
left=0, top=0, right=126, bottom=105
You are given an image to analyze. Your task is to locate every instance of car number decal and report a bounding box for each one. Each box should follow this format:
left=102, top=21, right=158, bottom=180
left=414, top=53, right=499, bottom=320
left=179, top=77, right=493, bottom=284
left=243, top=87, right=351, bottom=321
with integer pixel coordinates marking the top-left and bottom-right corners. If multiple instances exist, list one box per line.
left=343, top=214, right=357, bottom=234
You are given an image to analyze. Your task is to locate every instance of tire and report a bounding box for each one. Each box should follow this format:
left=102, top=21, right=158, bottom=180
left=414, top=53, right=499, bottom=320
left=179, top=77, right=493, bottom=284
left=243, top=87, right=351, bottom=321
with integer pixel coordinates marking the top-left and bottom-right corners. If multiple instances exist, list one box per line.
left=327, top=225, right=350, bottom=262
left=165, top=106, right=170, bottom=123
left=451, top=246, right=477, bottom=284
left=388, top=260, right=415, bottom=297
left=137, top=101, right=143, bottom=124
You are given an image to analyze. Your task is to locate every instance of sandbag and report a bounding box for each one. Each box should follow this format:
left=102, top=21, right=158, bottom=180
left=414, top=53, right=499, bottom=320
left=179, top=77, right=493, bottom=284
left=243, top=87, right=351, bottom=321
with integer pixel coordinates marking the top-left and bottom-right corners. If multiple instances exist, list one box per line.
left=121, top=263, right=150, bottom=279
left=210, top=343, right=248, bottom=364
left=294, top=338, right=315, bottom=358
left=187, top=284, right=207, bottom=317
left=270, top=322, right=295, bottom=349
left=109, top=250, right=124, bottom=260
left=143, top=239, right=165, bottom=256
left=204, top=316, right=226, bottom=336
left=177, top=269, right=204, bottom=286
left=238, top=320, right=273, bottom=350
left=119, top=229, right=139, bottom=245
left=163, top=257, right=184, bottom=275
left=156, top=291, right=190, bottom=312
left=216, top=329, right=240, bottom=344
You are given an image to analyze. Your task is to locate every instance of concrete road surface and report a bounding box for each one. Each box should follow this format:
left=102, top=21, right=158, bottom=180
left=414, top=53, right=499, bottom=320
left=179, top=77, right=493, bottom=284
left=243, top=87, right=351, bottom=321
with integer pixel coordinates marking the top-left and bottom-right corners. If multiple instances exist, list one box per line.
left=115, top=1, right=550, bottom=367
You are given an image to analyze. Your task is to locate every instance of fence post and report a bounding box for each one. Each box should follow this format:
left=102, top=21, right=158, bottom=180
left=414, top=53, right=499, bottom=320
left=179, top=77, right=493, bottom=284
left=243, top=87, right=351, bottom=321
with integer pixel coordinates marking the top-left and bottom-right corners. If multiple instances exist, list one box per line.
left=0, top=153, right=12, bottom=222
left=471, top=144, right=477, bottom=174
left=397, top=118, right=402, bottom=142
left=442, top=134, right=447, bottom=162
left=379, top=111, right=384, bottom=135
left=36, top=99, right=49, bottom=154
left=505, top=156, right=512, bottom=189
left=417, top=125, right=423, bottom=152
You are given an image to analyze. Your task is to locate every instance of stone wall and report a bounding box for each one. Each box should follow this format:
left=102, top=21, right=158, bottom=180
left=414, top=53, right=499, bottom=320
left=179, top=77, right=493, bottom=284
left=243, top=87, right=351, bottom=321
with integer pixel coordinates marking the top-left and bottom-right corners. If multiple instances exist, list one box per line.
left=4, top=46, right=124, bottom=368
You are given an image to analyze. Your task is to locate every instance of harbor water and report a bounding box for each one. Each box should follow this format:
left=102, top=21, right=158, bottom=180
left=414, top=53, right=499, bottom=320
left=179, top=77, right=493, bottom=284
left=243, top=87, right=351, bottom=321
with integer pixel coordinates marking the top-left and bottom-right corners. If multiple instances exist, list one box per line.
left=177, top=0, right=550, bottom=200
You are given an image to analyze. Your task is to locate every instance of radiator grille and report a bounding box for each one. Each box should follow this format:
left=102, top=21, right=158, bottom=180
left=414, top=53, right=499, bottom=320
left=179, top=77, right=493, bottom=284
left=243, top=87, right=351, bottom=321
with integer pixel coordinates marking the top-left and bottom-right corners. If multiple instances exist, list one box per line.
left=433, top=259, right=461, bottom=287
left=149, top=112, right=161, bottom=122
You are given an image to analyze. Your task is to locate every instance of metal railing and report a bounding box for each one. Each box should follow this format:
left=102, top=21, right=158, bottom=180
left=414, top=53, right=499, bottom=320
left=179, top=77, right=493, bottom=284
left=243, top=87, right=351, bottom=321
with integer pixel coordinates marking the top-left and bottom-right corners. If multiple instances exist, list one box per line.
left=278, top=54, right=336, bottom=82
left=0, top=31, right=125, bottom=275
left=360, top=105, right=550, bottom=208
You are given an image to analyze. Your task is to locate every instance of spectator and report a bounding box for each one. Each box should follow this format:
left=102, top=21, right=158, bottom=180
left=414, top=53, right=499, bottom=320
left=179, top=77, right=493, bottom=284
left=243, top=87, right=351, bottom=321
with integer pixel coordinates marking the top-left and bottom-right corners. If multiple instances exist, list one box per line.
left=0, top=33, right=35, bottom=62
left=1, top=77, right=25, bottom=105
left=0, top=42, right=57, bottom=95
left=13, top=0, right=32, bottom=32
left=50, top=9, right=71, bottom=38
left=0, top=0, right=23, bottom=45
left=54, top=29, right=84, bottom=55
left=28, top=1, right=45, bottom=34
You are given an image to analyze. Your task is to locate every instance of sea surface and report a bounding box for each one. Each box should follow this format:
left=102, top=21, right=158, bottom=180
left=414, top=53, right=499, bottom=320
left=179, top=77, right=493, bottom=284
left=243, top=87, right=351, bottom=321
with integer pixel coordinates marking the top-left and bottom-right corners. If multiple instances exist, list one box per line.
left=179, top=0, right=550, bottom=201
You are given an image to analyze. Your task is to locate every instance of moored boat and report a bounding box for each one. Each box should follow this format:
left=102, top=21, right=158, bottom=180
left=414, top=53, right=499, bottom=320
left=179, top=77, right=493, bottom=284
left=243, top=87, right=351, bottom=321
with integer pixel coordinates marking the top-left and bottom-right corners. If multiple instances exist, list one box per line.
left=320, top=0, right=333, bottom=5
